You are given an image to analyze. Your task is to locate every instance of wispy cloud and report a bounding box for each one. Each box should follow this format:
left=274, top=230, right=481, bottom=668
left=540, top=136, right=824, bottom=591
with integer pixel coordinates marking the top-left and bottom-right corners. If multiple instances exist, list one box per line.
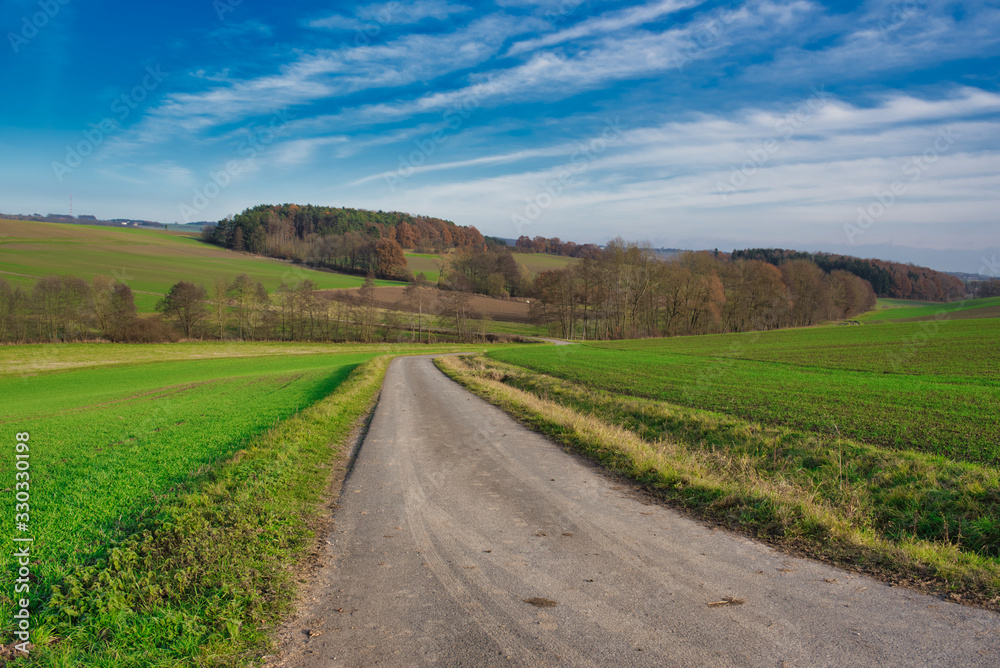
left=505, top=0, right=705, bottom=56
left=110, top=14, right=533, bottom=151
left=310, top=1, right=471, bottom=31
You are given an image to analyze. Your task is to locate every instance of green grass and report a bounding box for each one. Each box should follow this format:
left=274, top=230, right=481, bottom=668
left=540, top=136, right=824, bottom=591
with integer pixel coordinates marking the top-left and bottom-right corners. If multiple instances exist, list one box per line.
left=403, top=253, right=442, bottom=283
left=438, top=354, right=1000, bottom=605
left=0, top=352, right=377, bottom=619
left=0, top=219, right=402, bottom=311
left=0, top=341, right=486, bottom=664
left=511, top=252, right=579, bottom=275
left=467, top=319, right=548, bottom=338
left=402, top=251, right=577, bottom=283
left=855, top=296, right=1000, bottom=322
left=487, top=319, right=1000, bottom=464
left=870, top=297, right=942, bottom=310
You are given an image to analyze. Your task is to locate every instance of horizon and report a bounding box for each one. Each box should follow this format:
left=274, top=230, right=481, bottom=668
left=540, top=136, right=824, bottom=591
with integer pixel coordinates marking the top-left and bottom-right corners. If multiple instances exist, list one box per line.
left=2, top=0, right=998, bottom=275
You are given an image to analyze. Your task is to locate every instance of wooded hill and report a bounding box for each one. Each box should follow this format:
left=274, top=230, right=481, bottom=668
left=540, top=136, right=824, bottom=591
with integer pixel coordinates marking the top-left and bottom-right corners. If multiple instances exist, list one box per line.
left=207, top=204, right=484, bottom=280
left=731, top=248, right=965, bottom=302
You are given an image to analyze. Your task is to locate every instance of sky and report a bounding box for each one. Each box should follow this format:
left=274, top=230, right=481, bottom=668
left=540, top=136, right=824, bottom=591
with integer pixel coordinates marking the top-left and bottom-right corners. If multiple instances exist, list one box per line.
left=1, top=0, right=998, bottom=273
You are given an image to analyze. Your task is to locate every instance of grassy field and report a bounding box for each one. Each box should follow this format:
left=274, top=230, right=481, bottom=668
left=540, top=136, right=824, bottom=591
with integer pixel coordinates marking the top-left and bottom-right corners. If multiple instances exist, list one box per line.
left=0, top=219, right=402, bottom=311
left=403, top=250, right=577, bottom=283
left=854, top=296, right=1000, bottom=322
left=487, top=319, right=1000, bottom=463
left=510, top=252, right=579, bottom=274
left=403, top=253, right=442, bottom=283
left=0, top=341, right=476, bottom=665
left=438, top=318, right=1000, bottom=606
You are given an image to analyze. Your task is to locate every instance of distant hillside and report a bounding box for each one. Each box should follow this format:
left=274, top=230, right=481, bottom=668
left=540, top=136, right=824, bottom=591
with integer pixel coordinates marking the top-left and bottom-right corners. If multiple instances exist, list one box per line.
left=0, top=218, right=394, bottom=312
left=209, top=204, right=486, bottom=280
left=731, top=248, right=965, bottom=301
left=211, top=204, right=482, bottom=254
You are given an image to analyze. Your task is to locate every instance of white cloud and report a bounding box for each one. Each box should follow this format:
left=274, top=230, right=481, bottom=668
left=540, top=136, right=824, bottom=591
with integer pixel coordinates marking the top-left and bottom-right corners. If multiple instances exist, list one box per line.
left=109, top=14, right=534, bottom=151
left=352, top=89, right=1000, bottom=249
left=505, top=0, right=705, bottom=56
left=310, top=1, right=471, bottom=31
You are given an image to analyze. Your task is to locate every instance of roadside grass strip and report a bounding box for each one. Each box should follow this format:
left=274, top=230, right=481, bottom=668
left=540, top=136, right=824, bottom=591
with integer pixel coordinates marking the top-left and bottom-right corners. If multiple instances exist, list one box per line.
left=435, top=355, right=1000, bottom=610
left=486, top=320, right=1000, bottom=465
left=3, top=355, right=392, bottom=666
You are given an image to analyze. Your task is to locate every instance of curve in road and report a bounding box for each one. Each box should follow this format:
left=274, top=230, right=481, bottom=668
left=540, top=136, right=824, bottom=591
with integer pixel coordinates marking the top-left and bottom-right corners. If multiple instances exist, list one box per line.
left=277, top=355, right=999, bottom=667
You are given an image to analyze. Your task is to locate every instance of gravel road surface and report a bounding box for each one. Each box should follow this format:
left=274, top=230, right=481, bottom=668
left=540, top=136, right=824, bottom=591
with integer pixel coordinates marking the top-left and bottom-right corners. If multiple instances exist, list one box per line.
left=277, top=355, right=999, bottom=667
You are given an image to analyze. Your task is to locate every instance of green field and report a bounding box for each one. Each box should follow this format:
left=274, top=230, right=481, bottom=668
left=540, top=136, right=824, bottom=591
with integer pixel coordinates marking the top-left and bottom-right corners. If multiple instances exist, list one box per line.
left=854, top=296, right=1000, bottom=322
left=404, top=252, right=442, bottom=282
left=0, top=341, right=480, bottom=664
left=488, top=319, right=1000, bottom=464
left=0, top=219, right=402, bottom=311
left=511, top=252, right=579, bottom=274
left=441, top=316, right=1000, bottom=602
left=403, top=250, right=577, bottom=284
left=0, top=351, right=374, bottom=612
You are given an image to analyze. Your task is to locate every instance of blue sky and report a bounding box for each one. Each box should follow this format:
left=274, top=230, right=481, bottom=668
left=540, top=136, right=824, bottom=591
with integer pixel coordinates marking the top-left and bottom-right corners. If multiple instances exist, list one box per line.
left=2, top=0, right=999, bottom=272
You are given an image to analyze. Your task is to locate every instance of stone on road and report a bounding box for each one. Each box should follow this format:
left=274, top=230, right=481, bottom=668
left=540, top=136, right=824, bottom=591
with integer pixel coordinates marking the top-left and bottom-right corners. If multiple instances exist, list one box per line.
left=277, top=355, right=999, bottom=667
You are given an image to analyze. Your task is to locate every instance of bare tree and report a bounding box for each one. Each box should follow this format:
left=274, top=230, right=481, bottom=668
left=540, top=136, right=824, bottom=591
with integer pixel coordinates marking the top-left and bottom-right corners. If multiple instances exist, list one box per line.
left=403, top=275, right=436, bottom=343
left=157, top=281, right=208, bottom=338
left=440, top=288, right=473, bottom=340
left=107, top=283, right=137, bottom=340
left=211, top=276, right=230, bottom=339
left=357, top=274, right=378, bottom=343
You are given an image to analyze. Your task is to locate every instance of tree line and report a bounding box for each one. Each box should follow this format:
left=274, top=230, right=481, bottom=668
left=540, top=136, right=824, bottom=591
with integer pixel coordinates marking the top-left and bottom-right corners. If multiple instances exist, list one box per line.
left=0, top=273, right=507, bottom=345
left=731, top=248, right=965, bottom=301
left=529, top=240, right=879, bottom=340
left=0, top=275, right=157, bottom=343
left=514, top=235, right=602, bottom=259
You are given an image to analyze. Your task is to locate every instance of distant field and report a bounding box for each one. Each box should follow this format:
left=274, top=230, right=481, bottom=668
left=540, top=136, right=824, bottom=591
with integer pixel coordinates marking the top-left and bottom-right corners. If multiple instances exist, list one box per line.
left=331, top=285, right=534, bottom=323
left=870, top=297, right=942, bottom=310
left=403, top=250, right=577, bottom=282
left=404, top=252, right=442, bottom=282
left=511, top=252, right=579, bottom=274
left=489, top=319, right=1000, bottom=464
left=0, top=219, right=401, bottom=310
left=855, top=296, right=1000, bottom=322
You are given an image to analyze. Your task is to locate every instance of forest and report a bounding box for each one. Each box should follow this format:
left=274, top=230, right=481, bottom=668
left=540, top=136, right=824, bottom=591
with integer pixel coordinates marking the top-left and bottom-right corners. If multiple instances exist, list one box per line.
left=731, top=248, right=965, bottom=301
left=529, top=240, right=878, bottom=339
left=206, top=204, right=484, bottom=279
left=0, top=273, right=450, bottom=344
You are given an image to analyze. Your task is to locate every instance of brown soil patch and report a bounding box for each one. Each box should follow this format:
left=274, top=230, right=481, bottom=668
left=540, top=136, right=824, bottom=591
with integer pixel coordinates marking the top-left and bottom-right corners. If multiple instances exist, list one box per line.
left=327, top=286, right=532, bottom=323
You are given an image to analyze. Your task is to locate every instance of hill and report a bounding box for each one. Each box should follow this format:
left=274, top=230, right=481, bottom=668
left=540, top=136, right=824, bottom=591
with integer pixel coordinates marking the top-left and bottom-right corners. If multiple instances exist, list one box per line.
left=732, top=248, right=965, bottom=301
left=0, top=218, right=399, bottom=311
left=208, top=204, right=485, bottom=280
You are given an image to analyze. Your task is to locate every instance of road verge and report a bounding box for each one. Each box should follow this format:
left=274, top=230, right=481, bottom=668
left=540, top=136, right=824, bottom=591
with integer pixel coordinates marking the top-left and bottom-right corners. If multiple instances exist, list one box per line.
left=435, top=354, right=1000, bottom=611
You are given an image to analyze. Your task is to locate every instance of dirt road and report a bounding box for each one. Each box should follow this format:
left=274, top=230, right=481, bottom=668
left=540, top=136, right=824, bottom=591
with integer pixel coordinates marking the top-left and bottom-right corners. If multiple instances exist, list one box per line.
left=277, top=355, right=999, bottom=667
